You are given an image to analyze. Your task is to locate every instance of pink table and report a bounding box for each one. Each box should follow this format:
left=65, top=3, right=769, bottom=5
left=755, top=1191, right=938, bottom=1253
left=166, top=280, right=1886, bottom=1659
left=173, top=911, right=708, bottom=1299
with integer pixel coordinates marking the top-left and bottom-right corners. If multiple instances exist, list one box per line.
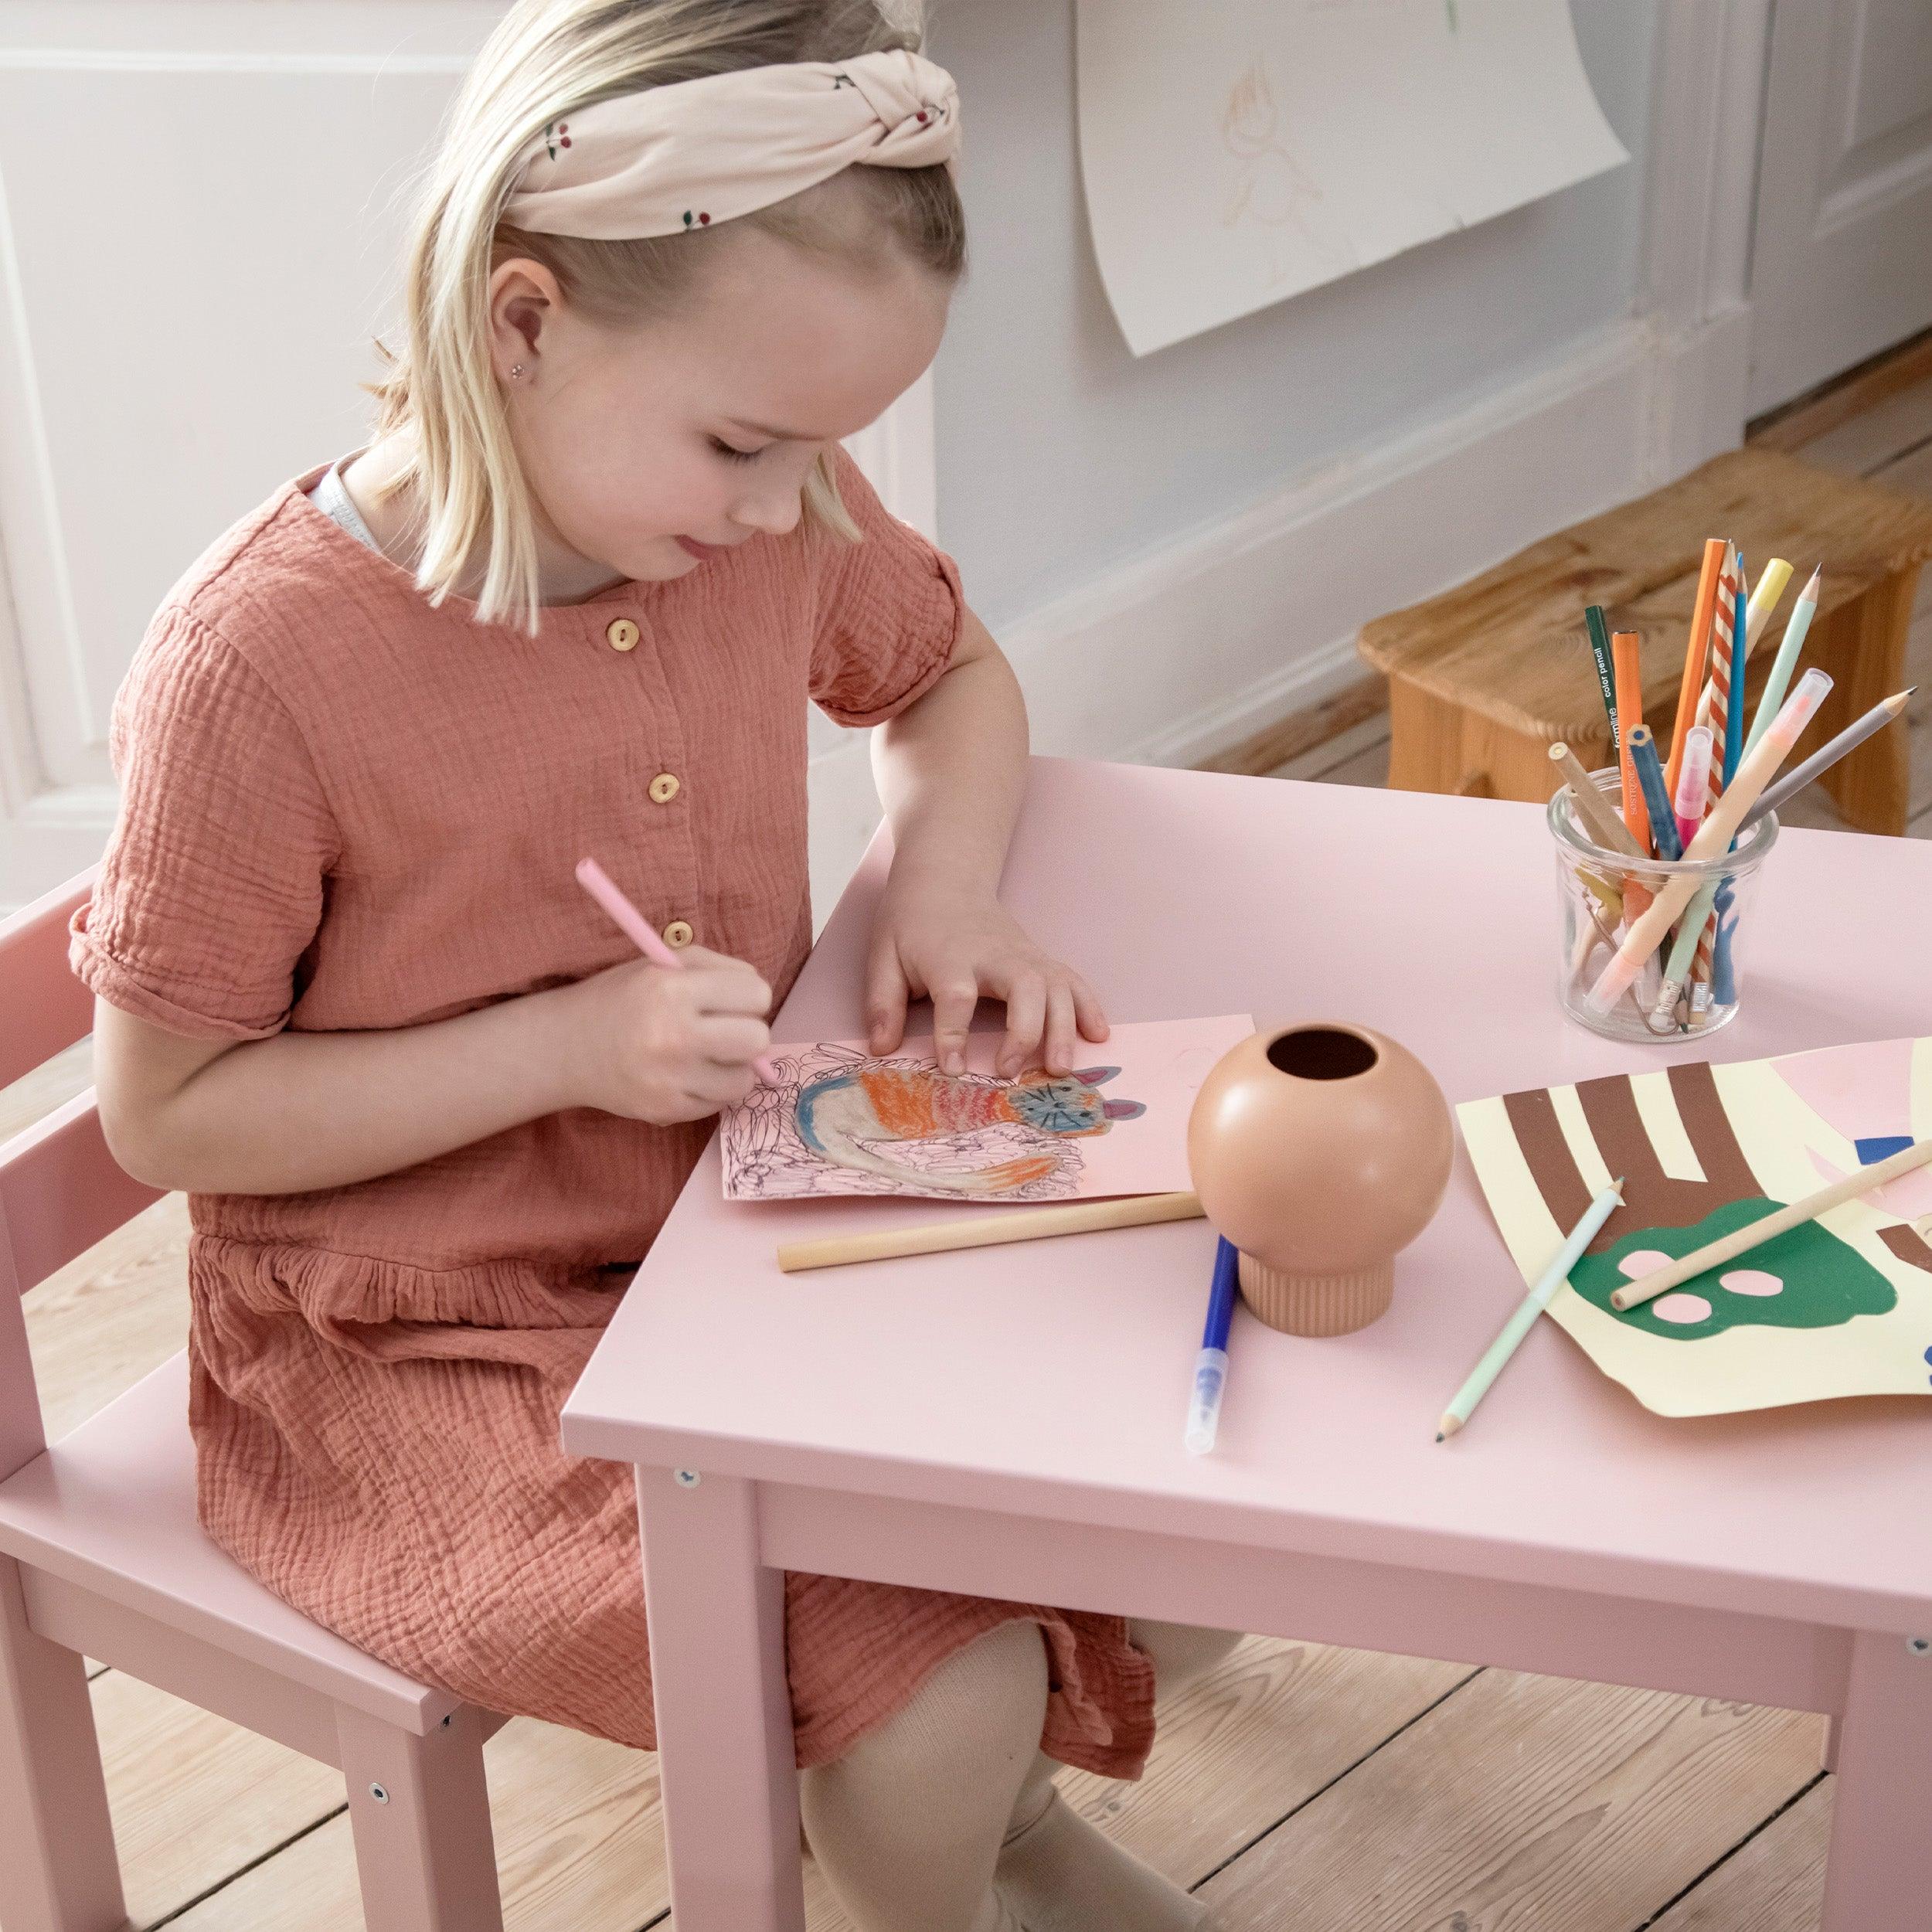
left=560, top=760, right=1932, bottom=1930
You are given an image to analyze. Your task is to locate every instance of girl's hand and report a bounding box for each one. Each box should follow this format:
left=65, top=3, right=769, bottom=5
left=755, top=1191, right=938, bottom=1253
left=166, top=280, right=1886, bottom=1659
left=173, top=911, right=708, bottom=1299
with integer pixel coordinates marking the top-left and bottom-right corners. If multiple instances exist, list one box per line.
left=550, top=947, right=772, bottom=1124
left=865, top=881, right=1110, bottom=1078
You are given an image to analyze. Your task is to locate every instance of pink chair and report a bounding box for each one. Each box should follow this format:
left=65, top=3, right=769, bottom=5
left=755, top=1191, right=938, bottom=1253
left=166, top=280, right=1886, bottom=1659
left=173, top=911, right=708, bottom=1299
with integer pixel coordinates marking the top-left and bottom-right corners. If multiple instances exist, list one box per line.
left=0, top=872, right=509, bottom=1932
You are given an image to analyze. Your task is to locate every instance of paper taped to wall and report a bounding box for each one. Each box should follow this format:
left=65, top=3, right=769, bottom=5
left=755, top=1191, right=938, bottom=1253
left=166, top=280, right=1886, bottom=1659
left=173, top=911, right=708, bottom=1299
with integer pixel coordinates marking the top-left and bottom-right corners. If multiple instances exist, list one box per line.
left=1075, top=0, right=1629, bottom=356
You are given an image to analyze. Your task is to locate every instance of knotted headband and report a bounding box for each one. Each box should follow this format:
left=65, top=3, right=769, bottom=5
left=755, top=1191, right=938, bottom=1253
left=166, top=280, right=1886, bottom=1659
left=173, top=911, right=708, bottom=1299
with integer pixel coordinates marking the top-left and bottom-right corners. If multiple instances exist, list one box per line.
left=501, top=48, right=961, bottom=241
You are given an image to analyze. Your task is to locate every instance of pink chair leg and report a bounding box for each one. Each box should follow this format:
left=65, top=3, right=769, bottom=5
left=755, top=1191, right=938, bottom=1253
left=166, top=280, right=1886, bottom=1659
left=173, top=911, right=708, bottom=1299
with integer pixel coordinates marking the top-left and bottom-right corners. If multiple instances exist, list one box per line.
left=335, top=1705, right=504, bottom=1932
left=0, top=1559, right=126, bottom=1932
left=1821, top=1630, right=1932, bottom=1932
left=1821, top=1712, right=1839, bottom=1774
left=637, top=1467, right=804, bottom=1932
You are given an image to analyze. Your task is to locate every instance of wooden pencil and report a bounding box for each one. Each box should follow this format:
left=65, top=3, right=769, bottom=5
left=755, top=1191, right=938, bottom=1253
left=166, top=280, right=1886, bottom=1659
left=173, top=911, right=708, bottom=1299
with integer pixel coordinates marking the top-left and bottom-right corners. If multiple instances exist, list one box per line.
left=777, top=1191, right=1204, bottom=1273
left=1549, top=743, right=1647, bottom=860
left=1611, top=1138, right=1932, bottom=1311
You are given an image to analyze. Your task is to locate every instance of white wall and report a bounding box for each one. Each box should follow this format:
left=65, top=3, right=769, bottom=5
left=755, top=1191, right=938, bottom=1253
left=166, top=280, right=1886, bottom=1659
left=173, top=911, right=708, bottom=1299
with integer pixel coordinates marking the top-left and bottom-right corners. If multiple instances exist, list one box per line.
left=930, top=0, right=1655, bottom=631
left=804, top=1, right=1767, bottom=903
left=0, top=2, right=1774, bottom=921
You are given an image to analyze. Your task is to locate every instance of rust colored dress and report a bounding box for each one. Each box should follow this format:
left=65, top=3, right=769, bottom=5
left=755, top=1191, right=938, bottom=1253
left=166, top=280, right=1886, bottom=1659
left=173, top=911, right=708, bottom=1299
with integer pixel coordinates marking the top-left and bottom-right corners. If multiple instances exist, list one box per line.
left=68, top=454, right=1156, bottom=1776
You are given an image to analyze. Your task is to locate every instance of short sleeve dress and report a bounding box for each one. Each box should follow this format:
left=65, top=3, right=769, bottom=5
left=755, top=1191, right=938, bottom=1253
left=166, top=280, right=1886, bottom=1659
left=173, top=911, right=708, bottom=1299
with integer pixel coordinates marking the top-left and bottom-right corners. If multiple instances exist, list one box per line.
left=68, top=451, right=1156, bottom=1777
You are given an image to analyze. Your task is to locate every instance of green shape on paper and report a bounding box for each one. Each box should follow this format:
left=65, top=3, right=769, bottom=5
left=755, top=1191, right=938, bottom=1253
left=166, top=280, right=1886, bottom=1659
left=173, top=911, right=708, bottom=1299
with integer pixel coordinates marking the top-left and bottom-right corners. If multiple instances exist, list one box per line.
left=1569, top=1196, right=1897, bottom=1342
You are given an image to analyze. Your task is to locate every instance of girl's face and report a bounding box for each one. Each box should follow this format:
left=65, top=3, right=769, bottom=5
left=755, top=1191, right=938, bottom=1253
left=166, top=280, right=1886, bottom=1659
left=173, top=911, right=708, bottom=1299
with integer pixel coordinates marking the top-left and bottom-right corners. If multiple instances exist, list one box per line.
left=492, top=228, right=951, bottom=590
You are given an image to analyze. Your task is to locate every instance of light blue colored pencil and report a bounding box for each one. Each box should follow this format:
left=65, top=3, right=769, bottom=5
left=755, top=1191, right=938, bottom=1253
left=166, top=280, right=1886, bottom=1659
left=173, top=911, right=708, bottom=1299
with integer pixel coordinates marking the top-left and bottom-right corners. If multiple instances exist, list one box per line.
left=1743, top=566, right=1820, bottom=757
left=1437, top=1179, right=1625, bottom=1440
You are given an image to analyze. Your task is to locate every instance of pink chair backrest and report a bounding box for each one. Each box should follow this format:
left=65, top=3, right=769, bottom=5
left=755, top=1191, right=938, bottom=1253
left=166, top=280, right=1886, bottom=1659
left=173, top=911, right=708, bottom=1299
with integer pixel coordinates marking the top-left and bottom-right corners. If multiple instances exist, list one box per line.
left=1, top=870, right=165, bottom=1480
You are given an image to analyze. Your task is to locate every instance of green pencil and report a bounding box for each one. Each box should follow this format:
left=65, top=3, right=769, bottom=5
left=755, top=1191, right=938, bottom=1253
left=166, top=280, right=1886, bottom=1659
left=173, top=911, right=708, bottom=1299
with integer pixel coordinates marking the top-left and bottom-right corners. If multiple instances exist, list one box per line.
left=1583, top=604, right=1621, bottom=750
left=1437, top=1179, right=1625, bottom=1440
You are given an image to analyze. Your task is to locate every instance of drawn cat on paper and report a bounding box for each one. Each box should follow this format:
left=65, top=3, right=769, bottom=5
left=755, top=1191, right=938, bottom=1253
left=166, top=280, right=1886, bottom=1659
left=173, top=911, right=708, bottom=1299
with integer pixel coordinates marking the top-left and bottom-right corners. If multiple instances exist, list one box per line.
left=794, top=1063, right=1147, bottom=1197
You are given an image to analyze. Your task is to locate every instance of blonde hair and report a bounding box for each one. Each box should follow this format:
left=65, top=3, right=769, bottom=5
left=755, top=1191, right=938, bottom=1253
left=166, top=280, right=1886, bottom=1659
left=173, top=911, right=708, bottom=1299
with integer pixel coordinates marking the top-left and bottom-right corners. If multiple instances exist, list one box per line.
left=372, top=0, right=964, bottom=632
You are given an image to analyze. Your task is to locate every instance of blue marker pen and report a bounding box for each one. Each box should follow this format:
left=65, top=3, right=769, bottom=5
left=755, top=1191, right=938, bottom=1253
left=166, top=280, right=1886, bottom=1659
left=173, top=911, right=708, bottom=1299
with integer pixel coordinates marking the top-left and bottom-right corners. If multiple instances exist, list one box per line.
left=1184, top=1236, right=1240, bottom=1456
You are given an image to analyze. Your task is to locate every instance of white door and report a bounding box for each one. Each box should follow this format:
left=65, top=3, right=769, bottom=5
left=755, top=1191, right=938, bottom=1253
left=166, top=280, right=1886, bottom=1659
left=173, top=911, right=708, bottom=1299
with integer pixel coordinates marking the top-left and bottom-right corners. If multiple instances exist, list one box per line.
left=1747, top=0, right=1932, bottom=415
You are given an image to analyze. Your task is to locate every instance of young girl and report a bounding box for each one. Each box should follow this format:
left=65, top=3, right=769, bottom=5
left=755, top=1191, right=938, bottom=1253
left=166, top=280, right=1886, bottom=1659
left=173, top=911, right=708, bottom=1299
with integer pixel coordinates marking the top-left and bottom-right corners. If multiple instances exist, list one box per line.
left=76, top=3, right=1236, bottom=1926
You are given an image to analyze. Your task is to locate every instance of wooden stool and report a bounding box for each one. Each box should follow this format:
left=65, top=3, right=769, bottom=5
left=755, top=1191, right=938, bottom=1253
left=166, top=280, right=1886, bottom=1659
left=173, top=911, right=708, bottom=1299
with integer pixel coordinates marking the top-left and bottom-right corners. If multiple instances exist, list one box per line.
left=1358, top=448, right=1932, bottom=835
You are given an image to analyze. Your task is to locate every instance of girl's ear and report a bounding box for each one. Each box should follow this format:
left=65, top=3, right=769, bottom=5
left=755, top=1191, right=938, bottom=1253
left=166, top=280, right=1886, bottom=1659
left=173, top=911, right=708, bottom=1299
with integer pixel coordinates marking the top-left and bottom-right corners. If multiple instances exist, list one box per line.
left=487, top=257, right=565, bottom=384
left=1073, top=1066, right=1122, bottom=1086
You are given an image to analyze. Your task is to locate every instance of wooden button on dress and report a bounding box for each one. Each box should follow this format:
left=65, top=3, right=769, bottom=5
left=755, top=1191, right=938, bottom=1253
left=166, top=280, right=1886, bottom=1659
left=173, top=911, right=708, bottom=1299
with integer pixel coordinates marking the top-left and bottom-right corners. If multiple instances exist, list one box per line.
left=662, top=920, right=694, bottom=949
left=606, top=618, right=641, bottom=652
left=648, top=772, right=681, bottom=804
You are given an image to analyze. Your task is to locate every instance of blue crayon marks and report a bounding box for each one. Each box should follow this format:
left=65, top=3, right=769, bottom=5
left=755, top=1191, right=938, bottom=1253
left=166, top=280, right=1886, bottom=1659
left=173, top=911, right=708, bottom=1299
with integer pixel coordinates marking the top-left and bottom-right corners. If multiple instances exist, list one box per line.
left=1857, top=1134, right=1915, bottom=1165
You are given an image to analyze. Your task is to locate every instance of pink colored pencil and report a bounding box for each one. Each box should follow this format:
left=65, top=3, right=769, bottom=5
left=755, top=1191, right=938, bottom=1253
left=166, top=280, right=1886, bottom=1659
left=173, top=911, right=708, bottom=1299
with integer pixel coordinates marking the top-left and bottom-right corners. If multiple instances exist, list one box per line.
left=575, top=856, right=778, bottom=1083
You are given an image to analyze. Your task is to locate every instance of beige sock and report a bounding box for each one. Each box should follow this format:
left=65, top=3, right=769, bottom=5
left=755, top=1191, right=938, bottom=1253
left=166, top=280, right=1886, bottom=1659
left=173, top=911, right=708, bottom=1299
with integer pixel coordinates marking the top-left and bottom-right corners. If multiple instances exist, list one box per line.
left=991, top=1617, right=1240, bottom=1932
left=998, top=1791, right=1213, bottom=1932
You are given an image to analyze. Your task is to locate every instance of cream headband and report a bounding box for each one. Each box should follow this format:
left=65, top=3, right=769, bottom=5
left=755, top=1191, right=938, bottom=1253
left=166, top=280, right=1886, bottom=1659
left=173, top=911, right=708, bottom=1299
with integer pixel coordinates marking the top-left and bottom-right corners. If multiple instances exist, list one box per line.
left=501, top=48, right=961, bottom=241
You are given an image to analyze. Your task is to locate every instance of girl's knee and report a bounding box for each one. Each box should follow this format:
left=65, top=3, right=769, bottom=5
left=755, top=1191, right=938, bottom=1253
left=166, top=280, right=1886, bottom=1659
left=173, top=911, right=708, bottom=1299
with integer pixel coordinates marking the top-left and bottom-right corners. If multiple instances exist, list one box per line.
left=809, top=1617, right=1049, bottom=1797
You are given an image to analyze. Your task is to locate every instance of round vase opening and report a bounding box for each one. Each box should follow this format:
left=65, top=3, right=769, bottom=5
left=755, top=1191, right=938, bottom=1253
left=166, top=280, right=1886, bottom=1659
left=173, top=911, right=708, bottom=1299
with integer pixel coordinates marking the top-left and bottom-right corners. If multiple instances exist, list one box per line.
left=1264, top=1026, right=1379, bottom=1082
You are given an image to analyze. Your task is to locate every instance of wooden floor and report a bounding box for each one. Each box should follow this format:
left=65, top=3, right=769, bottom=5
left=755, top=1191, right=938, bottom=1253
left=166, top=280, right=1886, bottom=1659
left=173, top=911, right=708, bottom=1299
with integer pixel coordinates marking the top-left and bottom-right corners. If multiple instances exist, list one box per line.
left=12, top=359, right=1930, bottom=1930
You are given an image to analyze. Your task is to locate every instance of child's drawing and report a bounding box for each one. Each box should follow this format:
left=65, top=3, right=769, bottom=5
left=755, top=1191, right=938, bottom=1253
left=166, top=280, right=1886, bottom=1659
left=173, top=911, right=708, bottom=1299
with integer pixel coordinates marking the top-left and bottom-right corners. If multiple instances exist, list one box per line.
left=1219, top=56, right=1357, bottom=288
left=1075, top=0, right=1629, bottom=357
left=720, top=1015, right=1254, bottom=1206
left=1458, top=1039, right=1932, bottom=1415
left=796, top=1060, right=1143, bottom=1197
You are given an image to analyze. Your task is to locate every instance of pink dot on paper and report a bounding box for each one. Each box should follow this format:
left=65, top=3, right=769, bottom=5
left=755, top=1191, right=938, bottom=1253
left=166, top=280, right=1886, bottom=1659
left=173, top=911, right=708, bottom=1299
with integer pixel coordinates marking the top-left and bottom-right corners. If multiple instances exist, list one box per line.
left=1618, top=1249, right=1674, bottom=1280
left=1720, top=1269, right=1782, bottom=1297
left=1651, top=1292, right=1712, bottom=1325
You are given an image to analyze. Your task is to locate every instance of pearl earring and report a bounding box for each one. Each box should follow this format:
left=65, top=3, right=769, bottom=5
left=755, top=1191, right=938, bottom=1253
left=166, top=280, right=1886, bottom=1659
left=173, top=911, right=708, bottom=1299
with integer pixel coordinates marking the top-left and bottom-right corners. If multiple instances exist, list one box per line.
left=510, top=362, right=527, bottom=379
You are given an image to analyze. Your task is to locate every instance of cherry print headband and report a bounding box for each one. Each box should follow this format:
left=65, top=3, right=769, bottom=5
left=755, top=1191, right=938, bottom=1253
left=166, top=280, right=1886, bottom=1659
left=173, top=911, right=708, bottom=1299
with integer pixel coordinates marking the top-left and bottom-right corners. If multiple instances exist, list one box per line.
left=500, top=48, right=960, bottom=241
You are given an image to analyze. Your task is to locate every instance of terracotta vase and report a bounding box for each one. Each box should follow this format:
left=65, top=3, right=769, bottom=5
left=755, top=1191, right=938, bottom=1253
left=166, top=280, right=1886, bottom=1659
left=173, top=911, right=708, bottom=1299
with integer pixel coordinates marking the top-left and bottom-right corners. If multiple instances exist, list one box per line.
left=1186, top=1022, right=1455, bottom=1336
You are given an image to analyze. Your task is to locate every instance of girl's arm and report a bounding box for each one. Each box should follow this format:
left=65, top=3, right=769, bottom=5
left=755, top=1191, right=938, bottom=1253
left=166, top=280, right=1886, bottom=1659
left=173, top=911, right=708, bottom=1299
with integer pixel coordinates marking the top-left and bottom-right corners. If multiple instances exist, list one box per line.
left=866, top=606, right=1108, bottom=1079
left=94, top=943, right=772, bottom=1196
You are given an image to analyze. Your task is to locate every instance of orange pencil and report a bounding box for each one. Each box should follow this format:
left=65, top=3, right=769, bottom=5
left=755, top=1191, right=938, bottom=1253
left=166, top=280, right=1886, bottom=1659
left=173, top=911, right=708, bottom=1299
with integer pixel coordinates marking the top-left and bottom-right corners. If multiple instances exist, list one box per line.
left=1665, top=539, right=1728, bottom=798
left=1611, top=630, right=1649, bottom=853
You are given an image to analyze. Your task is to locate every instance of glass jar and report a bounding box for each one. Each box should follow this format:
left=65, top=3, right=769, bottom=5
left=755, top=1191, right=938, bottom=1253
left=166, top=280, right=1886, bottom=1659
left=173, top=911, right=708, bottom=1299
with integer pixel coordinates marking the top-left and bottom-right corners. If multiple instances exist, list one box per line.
left=1549, top=767, right=1779, bottom=1044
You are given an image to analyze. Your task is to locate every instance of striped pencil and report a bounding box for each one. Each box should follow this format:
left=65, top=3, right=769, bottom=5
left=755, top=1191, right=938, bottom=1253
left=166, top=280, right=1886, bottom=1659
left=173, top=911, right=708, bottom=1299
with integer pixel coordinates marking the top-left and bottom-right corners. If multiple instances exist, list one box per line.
left=1689, top=550, right=1740, bottom=1002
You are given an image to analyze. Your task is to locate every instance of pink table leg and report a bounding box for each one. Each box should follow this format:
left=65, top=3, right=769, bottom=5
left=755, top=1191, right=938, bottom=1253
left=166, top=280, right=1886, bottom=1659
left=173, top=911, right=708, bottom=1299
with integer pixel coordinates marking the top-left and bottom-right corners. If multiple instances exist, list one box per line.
left=637, top=1467, right=804, bottom=1932
left=1821, top=1630, right=1932, bottom=1930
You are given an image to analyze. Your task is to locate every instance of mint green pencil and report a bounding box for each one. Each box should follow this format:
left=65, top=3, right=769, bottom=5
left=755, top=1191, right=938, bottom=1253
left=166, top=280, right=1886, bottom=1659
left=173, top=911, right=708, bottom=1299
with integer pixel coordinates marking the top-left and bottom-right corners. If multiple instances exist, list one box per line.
left=1437, top=1179, right=1625, bottom=1440
left=1743, top=565, right=1820, bottom=757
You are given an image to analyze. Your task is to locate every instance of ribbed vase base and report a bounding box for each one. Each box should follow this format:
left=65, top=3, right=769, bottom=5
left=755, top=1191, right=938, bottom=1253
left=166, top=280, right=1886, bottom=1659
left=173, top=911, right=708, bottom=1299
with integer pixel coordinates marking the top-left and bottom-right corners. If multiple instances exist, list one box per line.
left=1236, top=1256, right=1394, bottom=1336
